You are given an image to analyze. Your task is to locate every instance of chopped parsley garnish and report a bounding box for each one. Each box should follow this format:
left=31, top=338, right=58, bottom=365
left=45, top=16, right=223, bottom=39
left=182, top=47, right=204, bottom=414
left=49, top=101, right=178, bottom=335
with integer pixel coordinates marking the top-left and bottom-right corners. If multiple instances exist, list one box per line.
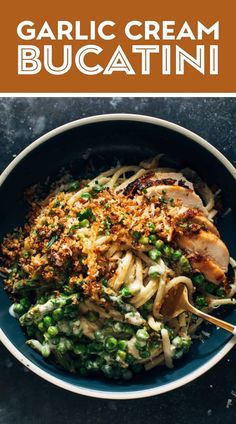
left=133, top=231, right=142, bottom=240
left=46, top=234, right=59, bottom=249
left=77, top=208, right=95, bottom=222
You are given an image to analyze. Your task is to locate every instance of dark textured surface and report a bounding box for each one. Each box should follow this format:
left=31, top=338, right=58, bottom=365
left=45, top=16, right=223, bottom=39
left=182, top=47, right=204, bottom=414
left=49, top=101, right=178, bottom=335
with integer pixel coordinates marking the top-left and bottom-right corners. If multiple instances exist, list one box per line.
left=0, top=97, right=236, bottom=424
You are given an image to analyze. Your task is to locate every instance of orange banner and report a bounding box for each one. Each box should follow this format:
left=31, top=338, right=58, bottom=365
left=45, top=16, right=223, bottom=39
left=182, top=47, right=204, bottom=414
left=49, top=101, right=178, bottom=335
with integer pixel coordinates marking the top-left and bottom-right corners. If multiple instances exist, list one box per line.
left=0, top=0, right=235, bottom=93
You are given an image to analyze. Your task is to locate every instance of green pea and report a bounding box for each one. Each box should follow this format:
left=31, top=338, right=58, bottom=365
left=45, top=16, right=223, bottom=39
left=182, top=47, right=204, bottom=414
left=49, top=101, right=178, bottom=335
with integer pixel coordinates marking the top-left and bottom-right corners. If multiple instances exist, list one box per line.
left=155, top=240, right=164, bottom=250
left=195, top=296, right=208, bottom=308
left=171, top=250, right=182, bottom=261
left=13, top=303, right=24, bottom=316
left=148, top=249, right=161, bottom=261
left=172, top=336, right=183, bottom=348
left=52, top=307, right=63, bottom=321
left=126, top=353, right=135, bottom=364
left=163, top=245, right=174, bottom=257
left=47, top=326, right=59, bottom=337
left=123, top=324, right=135, bottom=336
left=216, top=287, right=226, bottom=298
left=102, top=364, right=114, bottom=378
left=42, top=345, right=51, bottom=358
left=139, top=236, right=149, bottom=245
left=57, top=341, right=67, bottom=354
left=179, top=255, right=190, bottom=266
left=43, top=315, right=52, bottom=328
left=105, top=336, right=118, bottom=351
left=19, top=297, right=31, bottom=310
left=139, top=349, right=150, bottom=359
left=64, top=305, right=77, bottom=318
left=205, top=282, right=216, bottom=294
left=113, top=322, right=124, bottom=334
left=79, top=219, right=90, bottom=228
left=192, top=273, right=205, bottom=286
left=147, top=222, right=156, bottom=233
left=80, top=192, right=91, bottom=200
left=117, top=340, right=128, bottom=351
left=179, top=255, right=191, bottom=273
left=95, top=330, right=105, bottom=342
left=37, top=321, right=46, bottom=332
left=116, top=350, right=127, bottom=361
left=136, top=328, right=150, bottom=341
left=73, top=344, right=87, bottom=355
left=120, top=286, right=132, bottom=298
left=148, top=265, right=160, bottom=279
left=87, top=342, right=103, bottom=353
left=149, top=234, right=157, bottom=244
left=26, top=325, right=35, bottom=337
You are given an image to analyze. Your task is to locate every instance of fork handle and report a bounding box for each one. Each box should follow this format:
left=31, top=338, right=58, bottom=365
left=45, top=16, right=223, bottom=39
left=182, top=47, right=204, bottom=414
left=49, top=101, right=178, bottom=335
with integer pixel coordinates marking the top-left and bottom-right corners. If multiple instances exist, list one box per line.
left=187, top=303, right=236, bottom=335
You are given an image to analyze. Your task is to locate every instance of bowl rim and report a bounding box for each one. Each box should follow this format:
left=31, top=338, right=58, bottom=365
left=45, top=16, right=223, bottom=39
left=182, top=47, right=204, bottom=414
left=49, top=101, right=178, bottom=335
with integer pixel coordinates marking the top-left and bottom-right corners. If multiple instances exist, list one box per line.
left=0, top=112, right=235, bottom=399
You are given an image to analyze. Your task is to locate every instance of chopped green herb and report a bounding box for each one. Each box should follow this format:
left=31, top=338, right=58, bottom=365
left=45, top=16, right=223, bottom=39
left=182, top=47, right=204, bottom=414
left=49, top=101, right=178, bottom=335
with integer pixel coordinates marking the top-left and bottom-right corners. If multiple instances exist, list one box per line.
left=46, top=234, right=59, bottom=249
left=133, top=231, right=141, bottom=240
left=77, top=208, right=95, bottom=222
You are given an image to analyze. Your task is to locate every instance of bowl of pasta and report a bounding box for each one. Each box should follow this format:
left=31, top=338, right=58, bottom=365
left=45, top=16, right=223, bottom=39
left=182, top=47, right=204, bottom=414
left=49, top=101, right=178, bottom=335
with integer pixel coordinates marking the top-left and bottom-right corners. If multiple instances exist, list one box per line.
left=0, top=113, right=235, bottom=399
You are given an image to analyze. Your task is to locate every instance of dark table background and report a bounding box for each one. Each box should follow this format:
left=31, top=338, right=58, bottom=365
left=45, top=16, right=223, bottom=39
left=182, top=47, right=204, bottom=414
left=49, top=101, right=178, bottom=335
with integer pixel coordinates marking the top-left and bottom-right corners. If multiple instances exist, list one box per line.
left=0, top=97, right=235, bottom=424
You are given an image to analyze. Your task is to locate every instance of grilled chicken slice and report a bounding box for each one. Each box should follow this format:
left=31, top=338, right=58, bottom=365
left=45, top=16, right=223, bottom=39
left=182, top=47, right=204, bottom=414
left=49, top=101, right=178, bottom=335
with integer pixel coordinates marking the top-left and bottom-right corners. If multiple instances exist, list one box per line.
left=177, top=231, right=229, bottom=272
left=191, top=215, right=219, bottom=236
left=190, top=256, right=226, bottom=284
left=153, top=172, right=194, bottom=189
left=176, top=230, right=229, bottom=283
left=146, top=185, right=208, bottom=216
left=124, top=171, right=194, bottom=196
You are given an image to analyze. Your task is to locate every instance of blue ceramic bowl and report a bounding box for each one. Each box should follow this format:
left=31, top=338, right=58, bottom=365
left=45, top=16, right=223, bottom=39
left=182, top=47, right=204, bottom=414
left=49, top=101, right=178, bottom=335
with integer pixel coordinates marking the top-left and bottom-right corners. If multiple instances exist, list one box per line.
left=0, top=114, right=236, bottom=399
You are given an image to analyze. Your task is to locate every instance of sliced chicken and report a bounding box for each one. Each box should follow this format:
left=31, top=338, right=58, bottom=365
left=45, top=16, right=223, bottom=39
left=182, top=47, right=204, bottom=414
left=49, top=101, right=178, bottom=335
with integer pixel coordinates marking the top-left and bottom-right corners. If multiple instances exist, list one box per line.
left=177, top=231, right=229, bottom=272
left=123, top=171, right=194, bottom=196
left=190, top=256, right=226, bottom=284
left=146, top=185, right=208, bottom=216
left=191, top=215, right=219, bottom=236
left=176, top=230, right=229, bottom=283
left=153, top=172, right=194, bottom=190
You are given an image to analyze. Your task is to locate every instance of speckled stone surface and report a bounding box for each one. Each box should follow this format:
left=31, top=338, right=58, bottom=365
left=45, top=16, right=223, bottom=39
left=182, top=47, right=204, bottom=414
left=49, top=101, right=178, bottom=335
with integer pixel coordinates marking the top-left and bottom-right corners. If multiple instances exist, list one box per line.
left=0, top=97, right=235, bottom=424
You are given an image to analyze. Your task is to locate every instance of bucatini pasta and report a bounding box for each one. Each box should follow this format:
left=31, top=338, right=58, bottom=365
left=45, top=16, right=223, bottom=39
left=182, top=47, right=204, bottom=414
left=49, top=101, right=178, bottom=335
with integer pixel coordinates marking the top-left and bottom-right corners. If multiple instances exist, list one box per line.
left=1, top=158, right=235, bottom=380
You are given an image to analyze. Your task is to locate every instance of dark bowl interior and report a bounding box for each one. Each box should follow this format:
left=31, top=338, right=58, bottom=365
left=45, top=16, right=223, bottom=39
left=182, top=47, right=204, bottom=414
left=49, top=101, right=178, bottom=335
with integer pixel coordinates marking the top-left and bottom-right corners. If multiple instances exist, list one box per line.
left=0, top=117, right=236, bottom=396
